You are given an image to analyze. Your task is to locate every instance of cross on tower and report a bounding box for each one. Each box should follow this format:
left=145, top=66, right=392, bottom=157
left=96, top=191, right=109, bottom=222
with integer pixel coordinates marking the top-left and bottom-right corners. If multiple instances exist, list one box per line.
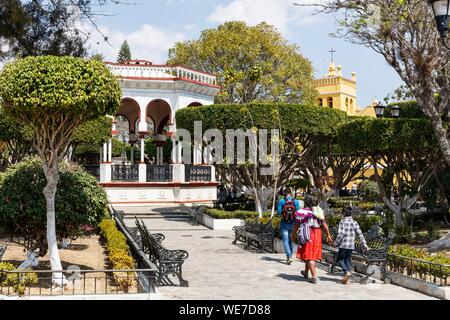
left=329, top=48, right=336, bottom=62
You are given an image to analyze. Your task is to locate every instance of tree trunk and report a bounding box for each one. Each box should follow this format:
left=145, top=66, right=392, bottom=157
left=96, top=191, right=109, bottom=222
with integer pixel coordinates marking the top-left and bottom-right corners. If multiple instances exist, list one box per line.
left=43, top=165, right=67, bottom=287
left=426, top=103, right=450, bottom=167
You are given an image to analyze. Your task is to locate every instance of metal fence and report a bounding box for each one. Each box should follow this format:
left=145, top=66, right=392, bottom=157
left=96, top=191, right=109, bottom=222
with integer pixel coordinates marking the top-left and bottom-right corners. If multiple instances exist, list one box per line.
left=147, top=165, right=173, bottom=182
left=387, top=254, right=450, bottom=286
left=111, top=164, right=139, bottom=182
left=0, top=268, right=156, bottom=297
left=185, top=165, right=212, bottom=182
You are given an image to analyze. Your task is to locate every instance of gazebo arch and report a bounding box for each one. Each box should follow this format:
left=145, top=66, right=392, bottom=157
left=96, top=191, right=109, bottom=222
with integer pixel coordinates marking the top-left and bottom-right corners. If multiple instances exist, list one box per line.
left=187, top=102, right=203, bottom=108
left=116, top=98, right=140, bottom=133
left=146, top=99, right=172, bottom=134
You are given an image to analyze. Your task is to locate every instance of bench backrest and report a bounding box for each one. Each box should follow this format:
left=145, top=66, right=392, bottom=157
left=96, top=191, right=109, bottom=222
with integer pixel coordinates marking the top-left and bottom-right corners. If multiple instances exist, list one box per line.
left=137, top=220, right=162, bottom=261
left=0, top=245, right=6, bottom=261
left=244, top=220, right=274, bottom=234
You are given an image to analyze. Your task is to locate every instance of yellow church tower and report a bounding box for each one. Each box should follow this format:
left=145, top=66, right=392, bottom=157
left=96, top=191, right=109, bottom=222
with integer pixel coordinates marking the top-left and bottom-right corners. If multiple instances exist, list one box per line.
left=313, top=54, right=360, bottom=116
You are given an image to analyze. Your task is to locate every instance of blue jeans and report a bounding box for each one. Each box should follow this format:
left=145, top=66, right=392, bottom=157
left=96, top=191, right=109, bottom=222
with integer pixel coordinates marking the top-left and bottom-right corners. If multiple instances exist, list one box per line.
left=337, top=248, right=353, bottom=273
left=280, top=222, right=294, bottom=259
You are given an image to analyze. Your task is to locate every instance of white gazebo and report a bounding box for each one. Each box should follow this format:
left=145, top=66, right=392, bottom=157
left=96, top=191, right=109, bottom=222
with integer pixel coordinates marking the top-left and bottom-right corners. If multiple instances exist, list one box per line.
left=99, top=60, right=220, bottom=206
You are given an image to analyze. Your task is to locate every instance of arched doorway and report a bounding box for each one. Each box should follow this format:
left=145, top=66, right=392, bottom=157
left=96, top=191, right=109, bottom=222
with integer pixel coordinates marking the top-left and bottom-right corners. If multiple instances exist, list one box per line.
left=114, top=98, right=141, bottom=166
left=146, top=99, right=172, bottom=165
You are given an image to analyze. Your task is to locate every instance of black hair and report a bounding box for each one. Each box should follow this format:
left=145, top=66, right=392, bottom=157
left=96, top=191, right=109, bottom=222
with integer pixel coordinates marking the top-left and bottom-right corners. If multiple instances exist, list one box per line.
left=343, top=206, right=353, bottom=217
left=304, top=195, right=314, bottom=208
left=284, top=189, right=293, bottom=197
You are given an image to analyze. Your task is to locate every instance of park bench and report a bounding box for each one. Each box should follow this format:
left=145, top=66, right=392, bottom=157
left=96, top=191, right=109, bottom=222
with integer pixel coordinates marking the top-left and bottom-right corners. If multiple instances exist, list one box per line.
left=136, top=219, right=189, bottom=287
left=232, top=220, right=275, bottom=253
left=0, top=244, right=7, bottom=261
left=114, top=210, right=165, bottom=248
left=322, top=222, right=395, bottom=281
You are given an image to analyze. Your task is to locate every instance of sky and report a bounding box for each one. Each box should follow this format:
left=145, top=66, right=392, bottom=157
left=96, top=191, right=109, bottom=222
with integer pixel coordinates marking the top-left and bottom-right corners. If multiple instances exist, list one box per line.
left=85, top=0, right=403, bottom=108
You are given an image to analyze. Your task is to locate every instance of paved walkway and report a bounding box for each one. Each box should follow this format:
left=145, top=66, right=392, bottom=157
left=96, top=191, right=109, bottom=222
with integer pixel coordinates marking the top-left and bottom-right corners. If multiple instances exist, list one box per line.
left=125, top=213, right=436, bottom=300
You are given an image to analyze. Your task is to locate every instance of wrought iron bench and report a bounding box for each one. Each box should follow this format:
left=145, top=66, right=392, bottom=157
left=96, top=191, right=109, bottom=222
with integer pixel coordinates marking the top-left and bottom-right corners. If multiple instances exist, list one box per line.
left=232, top=220, right=275, bottom=253
left=113, top=210, right=165, bottom=248
left=136, top=219, right=189, bottom=287
left=322, top=222, right=395, bottom=281
left=0, top=244, right=7, bottom=261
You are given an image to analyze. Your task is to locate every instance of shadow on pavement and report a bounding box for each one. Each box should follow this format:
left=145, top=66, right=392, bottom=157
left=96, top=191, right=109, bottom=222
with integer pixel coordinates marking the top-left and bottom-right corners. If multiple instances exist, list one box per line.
left=261, top=256, right=286, bottom=265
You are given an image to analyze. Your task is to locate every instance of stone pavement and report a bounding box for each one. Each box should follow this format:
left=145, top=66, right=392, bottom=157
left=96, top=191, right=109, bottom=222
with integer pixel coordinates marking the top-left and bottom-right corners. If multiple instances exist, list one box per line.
left=125, top=214, right=436, bottom=300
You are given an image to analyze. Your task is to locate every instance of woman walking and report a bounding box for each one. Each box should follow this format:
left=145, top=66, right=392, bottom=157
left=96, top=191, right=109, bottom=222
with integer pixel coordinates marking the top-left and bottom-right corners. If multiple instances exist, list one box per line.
left=292, top=195, right=333, bottom=284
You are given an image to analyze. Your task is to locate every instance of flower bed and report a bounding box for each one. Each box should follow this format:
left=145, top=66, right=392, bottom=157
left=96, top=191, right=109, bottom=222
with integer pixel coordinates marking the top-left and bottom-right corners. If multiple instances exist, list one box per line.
left=98, top=219, right=136, bottom=292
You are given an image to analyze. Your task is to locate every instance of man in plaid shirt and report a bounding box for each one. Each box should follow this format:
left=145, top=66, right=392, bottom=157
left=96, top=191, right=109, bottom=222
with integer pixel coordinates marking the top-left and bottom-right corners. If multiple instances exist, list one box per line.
left=333, top=207, right=370, bottom=284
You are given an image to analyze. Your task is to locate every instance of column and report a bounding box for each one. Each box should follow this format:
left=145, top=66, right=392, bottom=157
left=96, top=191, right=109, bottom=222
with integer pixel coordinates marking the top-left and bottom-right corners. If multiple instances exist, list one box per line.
left=103, top=143, right=107, bottom=164
left=140, top=138, right=145, bottom=163
left=108, top=139, right=112, bottom=163
left=171, top=138, right=177, bottom=164
left=177, top=142, right=182, bottom=164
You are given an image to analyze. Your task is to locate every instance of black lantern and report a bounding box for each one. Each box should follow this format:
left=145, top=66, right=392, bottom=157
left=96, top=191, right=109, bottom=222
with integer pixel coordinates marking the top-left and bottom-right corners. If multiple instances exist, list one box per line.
left=374, top=101, right=386, bottom=118
left=429, top=0, right=450, bottom=49
left=391, top=105, right=401, bottom=118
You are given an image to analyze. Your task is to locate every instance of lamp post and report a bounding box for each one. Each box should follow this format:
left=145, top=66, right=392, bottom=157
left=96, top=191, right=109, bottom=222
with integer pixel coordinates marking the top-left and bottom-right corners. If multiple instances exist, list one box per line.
left=374, top=101, right=386, bottom=118
left=391, top=105, right=401, bottom=118
left=429, top=0, right=450, bottom=49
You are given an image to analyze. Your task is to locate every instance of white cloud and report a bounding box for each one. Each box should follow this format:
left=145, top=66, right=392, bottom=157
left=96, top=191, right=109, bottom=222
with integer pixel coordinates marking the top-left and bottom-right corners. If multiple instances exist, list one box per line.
left=207, top=0, right=322, bottom=34
left=85, top=24, right=187, bottom=63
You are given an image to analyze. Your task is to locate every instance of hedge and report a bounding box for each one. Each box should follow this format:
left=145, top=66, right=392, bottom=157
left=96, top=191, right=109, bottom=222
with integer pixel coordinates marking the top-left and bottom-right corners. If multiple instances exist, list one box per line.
left=337, top=117, right=436, bottom=154
left=326, top=214, right=383, bottom=233
left=205, top=208, right=271, bottom=220
left=98, top=219, right=135, bottom=292
left=176, top=103, right=348, bottom=137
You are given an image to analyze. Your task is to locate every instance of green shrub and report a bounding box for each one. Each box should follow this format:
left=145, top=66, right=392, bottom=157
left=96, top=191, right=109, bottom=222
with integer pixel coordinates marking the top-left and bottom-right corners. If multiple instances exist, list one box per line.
left=0, top=262, right=38, bottom=296
left=98, top=219, right=135, bottom=292
left=0, top=157, right=109, bottom=253
left=205, top=208, right=271, bottom=220
left=388, top=245, right=450, bottom=280
left=357, top=180, right=381, bottom=201
left=327, top=198, right=376, bottom=211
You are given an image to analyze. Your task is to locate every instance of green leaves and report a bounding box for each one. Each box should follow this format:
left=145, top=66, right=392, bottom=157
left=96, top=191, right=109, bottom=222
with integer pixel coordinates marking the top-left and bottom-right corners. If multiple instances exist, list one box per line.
left=0, top=157, right=109, bottom=248
left=167, top=21, right=317, bottom=105
left=0, top=56, right=121, bottom=122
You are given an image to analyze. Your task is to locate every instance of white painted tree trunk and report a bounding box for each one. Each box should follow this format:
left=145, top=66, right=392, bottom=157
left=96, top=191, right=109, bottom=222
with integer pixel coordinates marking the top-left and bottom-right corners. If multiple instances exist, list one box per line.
left=43, top=166, right=67, bottom=287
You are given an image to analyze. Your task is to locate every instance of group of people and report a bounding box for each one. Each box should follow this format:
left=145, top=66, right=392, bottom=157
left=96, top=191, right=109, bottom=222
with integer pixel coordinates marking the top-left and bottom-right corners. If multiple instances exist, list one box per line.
left=277, top=190, right=369, bottom=284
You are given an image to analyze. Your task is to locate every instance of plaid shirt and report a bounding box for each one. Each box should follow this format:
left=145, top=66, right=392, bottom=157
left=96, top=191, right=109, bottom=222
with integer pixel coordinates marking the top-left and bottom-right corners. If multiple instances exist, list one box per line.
left=333, top=217, right=367, bottom=250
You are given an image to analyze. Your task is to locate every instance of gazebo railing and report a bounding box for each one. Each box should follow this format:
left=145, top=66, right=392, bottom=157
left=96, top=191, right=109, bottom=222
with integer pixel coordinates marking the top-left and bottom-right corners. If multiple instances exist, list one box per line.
left=185, top=165, right=212, bottom=182
left=146, top=165, right=173, bottom=182
left=111, top=165, right=139, bottom=182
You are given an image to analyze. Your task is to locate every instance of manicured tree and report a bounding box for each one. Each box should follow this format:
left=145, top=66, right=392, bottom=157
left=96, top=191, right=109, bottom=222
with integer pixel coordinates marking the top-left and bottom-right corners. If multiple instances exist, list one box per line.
left=176, top=103, right=347, bottom=216
left=337, top=117, right=439, bottom=228
left=0, top=56, right=121, bottom=285
left=117, top=40, right=132, bottom=63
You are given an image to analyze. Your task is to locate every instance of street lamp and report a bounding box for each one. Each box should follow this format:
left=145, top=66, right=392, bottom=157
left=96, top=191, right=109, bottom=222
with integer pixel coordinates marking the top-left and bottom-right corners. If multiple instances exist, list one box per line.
left=429, top=0, right=450, bottom=49
left=391, top=105, right=401, bottom=118
left=374, top=101, right=386, bottom=118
